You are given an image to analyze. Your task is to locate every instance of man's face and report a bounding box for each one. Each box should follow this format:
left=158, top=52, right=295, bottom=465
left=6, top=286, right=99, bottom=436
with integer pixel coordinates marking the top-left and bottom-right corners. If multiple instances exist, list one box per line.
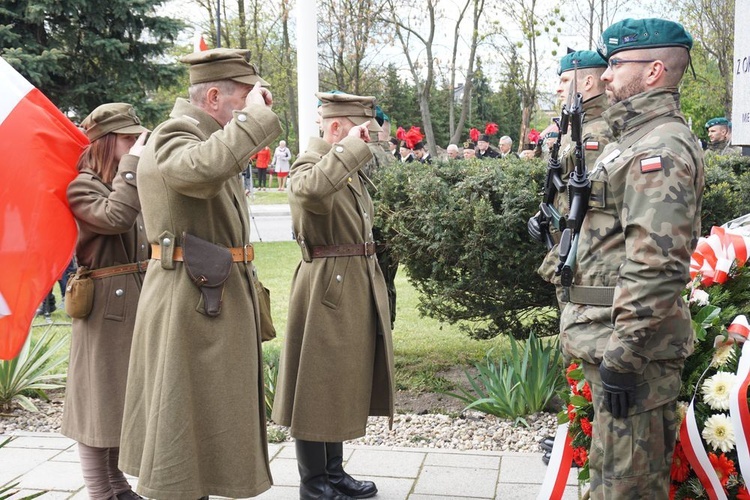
left=601, top=53, right=648, bottom=105
left=463, top=148, right=475, bottom=159
left=544, top=137, right=556, bottom=150
left=707, top=125, right=729, bottom=144
left=477, top=140, right=489, bottom=152
left=414, top=148, right=424, bottom=159
left=400, top=146, right=412, bottom=158
left=389, top=142, right=397, bottom=152
left=557, top=71, right=573, bottom=104
left=500, top=142, right=511, bottom=154
left=217, top=82, right=253, bottom=126
left=448, top=148, right=459, bottom=159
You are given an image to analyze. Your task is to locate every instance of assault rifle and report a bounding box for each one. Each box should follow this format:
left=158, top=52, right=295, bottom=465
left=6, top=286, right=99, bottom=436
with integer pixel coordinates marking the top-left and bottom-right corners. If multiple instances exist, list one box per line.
left=556, top=90, right=588, bottom=296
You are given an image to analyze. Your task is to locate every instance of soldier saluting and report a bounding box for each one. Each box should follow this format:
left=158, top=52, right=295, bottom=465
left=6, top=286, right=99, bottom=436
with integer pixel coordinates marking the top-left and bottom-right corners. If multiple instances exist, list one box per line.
left=559, top=19, right=704, bottom=498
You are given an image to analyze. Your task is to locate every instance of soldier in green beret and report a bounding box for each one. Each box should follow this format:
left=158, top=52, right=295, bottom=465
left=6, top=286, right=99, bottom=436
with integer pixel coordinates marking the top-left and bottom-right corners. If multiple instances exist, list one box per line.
left=273, top=91, right=394, bottom=500
left=537, top=49, right=613, bottom=307
left=118, top=48, right=282, bottom=499
left=559, top=18, right=705, bottom=498
left=705, top=117, right=740, bottom=155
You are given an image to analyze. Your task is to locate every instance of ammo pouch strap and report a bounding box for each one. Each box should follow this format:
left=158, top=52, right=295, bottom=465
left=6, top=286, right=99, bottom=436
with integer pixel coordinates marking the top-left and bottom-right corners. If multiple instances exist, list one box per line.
left=312, top=242, right=376, bottom=259
left=89, top=261, right=149, bottom=279
left=568, top=285, right=615, bottom=306
left=181, top=232, right=233, bottom=317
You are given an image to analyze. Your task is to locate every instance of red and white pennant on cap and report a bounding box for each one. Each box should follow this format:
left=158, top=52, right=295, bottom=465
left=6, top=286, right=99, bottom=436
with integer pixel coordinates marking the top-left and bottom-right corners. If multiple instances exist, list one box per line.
left=0, top=57, right=88, bottom=360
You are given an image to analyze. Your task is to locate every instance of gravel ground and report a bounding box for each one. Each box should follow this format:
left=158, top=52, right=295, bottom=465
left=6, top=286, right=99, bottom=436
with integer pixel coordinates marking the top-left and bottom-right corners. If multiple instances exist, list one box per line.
left=0, top=392, right=558, bottom=453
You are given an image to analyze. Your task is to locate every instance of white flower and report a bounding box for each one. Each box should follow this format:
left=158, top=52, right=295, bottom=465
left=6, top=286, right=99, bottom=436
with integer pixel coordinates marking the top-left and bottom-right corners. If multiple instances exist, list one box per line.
left=711, top=343, right=734, bottom=368
left=702, top=413, right=736, bottom=453
left=701, top=371, right=737, bottom=411
left=690, top=288, right=710, bottom=306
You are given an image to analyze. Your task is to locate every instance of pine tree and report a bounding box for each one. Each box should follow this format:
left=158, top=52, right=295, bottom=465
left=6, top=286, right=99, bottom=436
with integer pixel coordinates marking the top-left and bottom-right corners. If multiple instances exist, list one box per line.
left=0, top=0, right=185, bottom=124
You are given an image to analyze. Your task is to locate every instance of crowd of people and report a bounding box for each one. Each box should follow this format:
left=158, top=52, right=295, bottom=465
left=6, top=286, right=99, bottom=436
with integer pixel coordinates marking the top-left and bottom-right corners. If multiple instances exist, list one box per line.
left=53, top=15, right=742, bottom=500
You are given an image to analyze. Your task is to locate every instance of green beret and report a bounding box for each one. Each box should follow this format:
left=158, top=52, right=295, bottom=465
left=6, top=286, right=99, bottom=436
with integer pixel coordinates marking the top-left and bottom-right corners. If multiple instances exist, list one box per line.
left=81, top=103, right=148, bottom=142
left=315, top=91, right=382, bottom=133
left=705, top=117, right=730, bottom=129
left=597, top=18, right=693, bottom=60
left=180, top=48, right=269, bottom=86
left=375, top=105, right=389, bottom=126
left=557, top=50, right=607, bottom=75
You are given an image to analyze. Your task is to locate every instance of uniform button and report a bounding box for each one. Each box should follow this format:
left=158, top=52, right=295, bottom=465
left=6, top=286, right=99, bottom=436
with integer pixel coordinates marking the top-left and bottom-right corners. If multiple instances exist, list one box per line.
left=369, top=233, right=373, bottom=239
left=336, top=146, right=344, bottom=153
left=237, top=114, right=247, bottom=122
left=163, top=238, right=172, bottom=246
left=336, top=275, right=342, bottom=282
left=115, top=289, right=124, bottom=297
left=364, top=212, right=369, bottom=219
left=125, top=172, right=134, bottom=181
left=348, top=177, right=352, bottom=183
left=139, top=225, right=143, bottom=231
left=141, top=243, right=146, bottom=250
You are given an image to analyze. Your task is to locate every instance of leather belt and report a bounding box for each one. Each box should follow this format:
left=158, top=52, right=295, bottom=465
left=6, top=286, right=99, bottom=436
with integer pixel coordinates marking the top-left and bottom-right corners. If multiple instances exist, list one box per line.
left=311, top=242, right=376, bottom=259
left=568, top=285, right=615, bottom=306
left=151, top=244, right=254, bottom=263
left=89, top=261, right=150, bottom=279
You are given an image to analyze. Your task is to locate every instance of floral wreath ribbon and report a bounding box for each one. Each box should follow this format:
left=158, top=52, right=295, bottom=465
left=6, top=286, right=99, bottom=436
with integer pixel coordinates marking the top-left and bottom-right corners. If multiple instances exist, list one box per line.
left=539, top=227, right=750, bottom=500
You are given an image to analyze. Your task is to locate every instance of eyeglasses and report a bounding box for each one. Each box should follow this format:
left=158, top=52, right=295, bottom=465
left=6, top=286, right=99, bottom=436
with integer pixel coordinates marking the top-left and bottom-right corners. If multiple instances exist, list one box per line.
left=608, top=58, right=667, bottom=71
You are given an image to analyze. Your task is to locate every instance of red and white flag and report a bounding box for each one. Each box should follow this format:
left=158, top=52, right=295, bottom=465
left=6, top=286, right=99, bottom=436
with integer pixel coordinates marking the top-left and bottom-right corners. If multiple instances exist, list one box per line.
left=0, top=57, right=88, bottom=360
left=194, top=33, right=209, bottom=52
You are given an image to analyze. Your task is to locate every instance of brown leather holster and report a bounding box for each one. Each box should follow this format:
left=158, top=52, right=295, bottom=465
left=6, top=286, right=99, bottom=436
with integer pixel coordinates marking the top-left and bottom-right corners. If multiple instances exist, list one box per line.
left=182, top=232, right=232, bottom=317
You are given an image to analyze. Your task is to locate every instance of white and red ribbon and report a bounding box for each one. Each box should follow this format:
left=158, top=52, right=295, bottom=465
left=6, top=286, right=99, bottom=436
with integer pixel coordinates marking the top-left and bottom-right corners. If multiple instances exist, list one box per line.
left=728, top=316, right=750, bottom=484
left=690, top=227, right=750, bottom=286
left=537, top=423, right=574, bottom=500
left=680, top=401, right=728, bottom=500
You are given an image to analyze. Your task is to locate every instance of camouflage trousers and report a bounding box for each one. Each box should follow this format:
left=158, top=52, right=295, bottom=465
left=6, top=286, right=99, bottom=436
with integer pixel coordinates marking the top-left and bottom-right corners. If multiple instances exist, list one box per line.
left=582, top=361, right=682, bottom=499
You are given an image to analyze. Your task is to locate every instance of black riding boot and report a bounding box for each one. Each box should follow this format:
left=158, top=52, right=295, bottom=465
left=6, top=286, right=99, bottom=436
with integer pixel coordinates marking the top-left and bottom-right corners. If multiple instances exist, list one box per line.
left=296, top=439, right=352, bottom=500
left=325, top=442, right=377, bottom=499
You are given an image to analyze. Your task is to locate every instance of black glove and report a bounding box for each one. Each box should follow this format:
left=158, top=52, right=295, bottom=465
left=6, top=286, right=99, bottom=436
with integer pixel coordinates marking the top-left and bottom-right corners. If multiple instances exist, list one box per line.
left=527, top=213, right=543, bottom=242
left=599, top=364, right=637, bottom=419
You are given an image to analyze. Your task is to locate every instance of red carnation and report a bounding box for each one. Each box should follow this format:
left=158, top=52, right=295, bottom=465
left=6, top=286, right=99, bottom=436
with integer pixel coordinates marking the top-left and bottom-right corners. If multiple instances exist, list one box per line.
left=485, top=122, right=499, bottom=136
left=528, top=128, right=540, bottom=144
left=567, top=403, right=576, bottom=422
left=670, top=442, right=690, bottom=482
left=709, top=452, right=736, bottom=487
left=469, top=128, right=480, bottom=143
left=404, top=126, right=424, bottom=150
left=572, top=446, right=588, bottom=467
left=580, top=417, right=593, bottom=437
left=396, top=126, right=406, bottom=141
left=566, top=362, right=579, bottom=386
left=582, top=382, right=592, bottom=402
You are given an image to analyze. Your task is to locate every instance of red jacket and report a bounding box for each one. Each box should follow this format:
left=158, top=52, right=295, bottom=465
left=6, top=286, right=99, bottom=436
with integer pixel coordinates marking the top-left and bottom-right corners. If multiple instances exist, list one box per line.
left=252, top=147, right=271, bottom=169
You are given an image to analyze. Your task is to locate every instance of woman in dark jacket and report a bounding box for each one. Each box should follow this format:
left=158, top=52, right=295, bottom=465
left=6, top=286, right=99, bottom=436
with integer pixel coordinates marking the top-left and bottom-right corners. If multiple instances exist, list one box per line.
left=61, top=103, right=148, bottom=500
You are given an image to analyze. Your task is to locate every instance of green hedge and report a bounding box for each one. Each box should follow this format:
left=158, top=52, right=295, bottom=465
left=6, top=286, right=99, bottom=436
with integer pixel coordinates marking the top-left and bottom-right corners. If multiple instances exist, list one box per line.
left=373, top=153, right=750, bottom=341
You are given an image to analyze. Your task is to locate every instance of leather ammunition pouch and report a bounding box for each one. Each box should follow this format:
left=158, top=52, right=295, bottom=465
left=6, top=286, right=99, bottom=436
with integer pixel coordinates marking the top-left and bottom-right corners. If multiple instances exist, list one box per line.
left=182, top=232, right=232, bottom=317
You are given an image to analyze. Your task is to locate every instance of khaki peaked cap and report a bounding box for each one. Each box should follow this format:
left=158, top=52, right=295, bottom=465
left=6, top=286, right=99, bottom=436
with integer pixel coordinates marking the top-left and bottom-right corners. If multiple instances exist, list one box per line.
left=180, top=48, right=270, bottom=86
left=315, top=91, right=382, bottom=133
left=82, top=103, right=148, bottom=142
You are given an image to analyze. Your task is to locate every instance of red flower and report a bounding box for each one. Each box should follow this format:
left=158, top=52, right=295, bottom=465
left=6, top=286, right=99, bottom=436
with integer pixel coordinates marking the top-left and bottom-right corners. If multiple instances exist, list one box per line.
left=567, top=403, right=576, bottom=422
left=571, top=384, right=580, bottom=396
left=737, top=485, right=750, bottom=500
left=708, top=452, right=736, bottom=487
left=582, top=382, right=592, bottom=402
left=572, top=446, right=588, bottom=467
left=580, top=417, right=593, bottom=437
left=670, top=442, right=690, bottom=482
left=566, top=363, right=579, bottom=386
left=669, top=482, right=678, bottom=500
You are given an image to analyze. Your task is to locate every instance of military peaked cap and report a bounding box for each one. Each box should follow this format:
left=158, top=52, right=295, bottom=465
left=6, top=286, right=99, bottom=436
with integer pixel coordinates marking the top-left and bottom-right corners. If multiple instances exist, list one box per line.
left=597, top=18, right=693, bottom=60
left=315, top=92, right=382, bottom=133
left=82, top=103, right=148, bottom=142
left=705, top=117, right=730, bottom=129
left=180, top=48, right=270, bottom=86
left=558, top=50, right=607, bottom=75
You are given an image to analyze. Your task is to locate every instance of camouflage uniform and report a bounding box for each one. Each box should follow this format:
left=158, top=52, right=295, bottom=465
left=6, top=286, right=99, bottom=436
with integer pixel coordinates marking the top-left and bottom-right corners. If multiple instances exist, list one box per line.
left=537, top=92, right=613, bottom=305
left=560, top=88, right=704, bottom=498
left=706, top=139, right=741, bottom=156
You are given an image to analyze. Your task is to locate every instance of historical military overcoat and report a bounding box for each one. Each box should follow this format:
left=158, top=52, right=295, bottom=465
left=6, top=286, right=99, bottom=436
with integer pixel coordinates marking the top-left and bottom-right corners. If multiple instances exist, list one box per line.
left=61, top=156, right=148, bottom=448
left=118, top=98, right=281, bottom=499
left=272, top=136, right=395, bottom=442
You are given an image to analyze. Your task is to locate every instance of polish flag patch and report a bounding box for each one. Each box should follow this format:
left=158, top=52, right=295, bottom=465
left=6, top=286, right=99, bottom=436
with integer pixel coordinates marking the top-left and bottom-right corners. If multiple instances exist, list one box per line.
left=640, top=156, right=663, bottom=173
left=584, top=141, right=599, bottom=151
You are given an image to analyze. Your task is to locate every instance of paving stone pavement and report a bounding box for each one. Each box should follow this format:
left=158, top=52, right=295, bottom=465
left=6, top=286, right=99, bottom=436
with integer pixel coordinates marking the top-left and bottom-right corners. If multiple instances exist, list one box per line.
left=0, top=432, right=583, bottom=499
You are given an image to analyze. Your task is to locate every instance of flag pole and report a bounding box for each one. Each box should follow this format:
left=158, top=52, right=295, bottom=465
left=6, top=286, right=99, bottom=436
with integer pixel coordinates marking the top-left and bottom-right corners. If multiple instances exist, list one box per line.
left=216, top=0, right=221, bottom=48
left=296, top=0, right=319, bottom=153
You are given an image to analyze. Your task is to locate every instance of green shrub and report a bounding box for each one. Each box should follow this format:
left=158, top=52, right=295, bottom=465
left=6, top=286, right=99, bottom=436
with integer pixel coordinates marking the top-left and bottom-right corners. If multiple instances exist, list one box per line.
left=373, top=157, right=556, bottom=340
left=263, top=348, right=280, bottom=420
left=0, top=326, right=67, bottom=413
left=446, top=332, right=565, bottom=426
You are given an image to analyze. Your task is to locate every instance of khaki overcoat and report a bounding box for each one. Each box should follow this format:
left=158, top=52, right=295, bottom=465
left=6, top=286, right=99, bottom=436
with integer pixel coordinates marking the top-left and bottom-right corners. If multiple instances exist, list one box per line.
left=61, top=156, right=148, bottom=448
left=271, top=136, right=394, bottom=442
left=118, top=99, right=281, bottom=499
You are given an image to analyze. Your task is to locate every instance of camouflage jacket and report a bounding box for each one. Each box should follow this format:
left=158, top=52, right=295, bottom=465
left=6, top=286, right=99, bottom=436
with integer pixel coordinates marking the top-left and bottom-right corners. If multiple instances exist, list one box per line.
left=560, top=88, right=705, bottom=373
left=538, top=92, right=613, bottom=284
left=705, top=140, right=741, bottom=157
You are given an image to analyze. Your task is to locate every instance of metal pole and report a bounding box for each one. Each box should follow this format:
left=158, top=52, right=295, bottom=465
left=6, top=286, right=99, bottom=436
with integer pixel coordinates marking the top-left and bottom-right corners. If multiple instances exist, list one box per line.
left=216, top=0, right=221, bottom=48
left=296, top=0, right=319, bottom=153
